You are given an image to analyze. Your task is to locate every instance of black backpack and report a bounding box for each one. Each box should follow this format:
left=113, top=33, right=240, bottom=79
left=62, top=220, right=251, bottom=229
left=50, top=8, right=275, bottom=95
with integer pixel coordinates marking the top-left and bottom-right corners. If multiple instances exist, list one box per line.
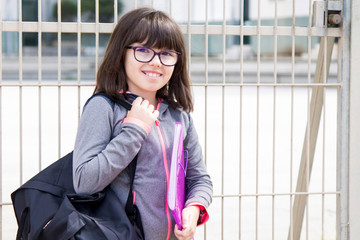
left=11, top=93, right=145, bottom=240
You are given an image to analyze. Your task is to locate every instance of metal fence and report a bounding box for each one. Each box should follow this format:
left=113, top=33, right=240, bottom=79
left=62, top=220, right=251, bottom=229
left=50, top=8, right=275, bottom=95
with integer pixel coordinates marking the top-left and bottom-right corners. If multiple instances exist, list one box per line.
left=0, top=0, right=358, bottom=239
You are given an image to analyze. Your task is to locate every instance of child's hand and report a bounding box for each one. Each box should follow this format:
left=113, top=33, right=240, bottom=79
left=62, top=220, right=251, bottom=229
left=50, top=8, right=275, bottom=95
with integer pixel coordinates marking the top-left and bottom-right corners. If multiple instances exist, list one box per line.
left=174, top=205, right=200, bottom=240
left=127, top=97, right=159, bottom=127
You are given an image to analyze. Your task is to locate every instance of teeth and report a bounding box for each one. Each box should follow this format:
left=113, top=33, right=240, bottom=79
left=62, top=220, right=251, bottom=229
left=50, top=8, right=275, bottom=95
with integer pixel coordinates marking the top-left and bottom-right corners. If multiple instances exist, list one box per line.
left=146, top=72, right=160, bottom=77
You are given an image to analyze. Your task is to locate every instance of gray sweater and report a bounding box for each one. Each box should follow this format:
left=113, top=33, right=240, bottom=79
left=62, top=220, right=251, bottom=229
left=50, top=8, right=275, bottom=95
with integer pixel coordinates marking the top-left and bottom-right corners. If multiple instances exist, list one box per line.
left=73, top=94, right=213, bottom=240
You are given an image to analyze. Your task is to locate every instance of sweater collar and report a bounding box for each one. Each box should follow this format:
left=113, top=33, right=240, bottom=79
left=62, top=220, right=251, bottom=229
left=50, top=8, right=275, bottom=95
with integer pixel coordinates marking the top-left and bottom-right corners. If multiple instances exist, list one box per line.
left=123, top=92, right=169, bottom=117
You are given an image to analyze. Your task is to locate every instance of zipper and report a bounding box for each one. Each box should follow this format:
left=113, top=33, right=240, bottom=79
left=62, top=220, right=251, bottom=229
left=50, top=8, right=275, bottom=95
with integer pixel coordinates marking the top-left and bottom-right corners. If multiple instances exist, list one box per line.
left=155, top=119, right=171, bottom=240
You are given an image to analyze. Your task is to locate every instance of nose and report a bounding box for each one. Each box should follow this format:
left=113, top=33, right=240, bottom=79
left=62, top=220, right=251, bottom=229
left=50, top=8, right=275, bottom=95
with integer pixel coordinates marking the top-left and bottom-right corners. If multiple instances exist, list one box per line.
left=149, top=53, right=162, bottom=67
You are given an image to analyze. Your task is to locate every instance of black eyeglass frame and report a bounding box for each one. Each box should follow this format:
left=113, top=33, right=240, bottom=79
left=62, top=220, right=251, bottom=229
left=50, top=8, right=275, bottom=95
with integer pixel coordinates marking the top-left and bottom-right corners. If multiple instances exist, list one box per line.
left=126, top=46, right=181, bottom=66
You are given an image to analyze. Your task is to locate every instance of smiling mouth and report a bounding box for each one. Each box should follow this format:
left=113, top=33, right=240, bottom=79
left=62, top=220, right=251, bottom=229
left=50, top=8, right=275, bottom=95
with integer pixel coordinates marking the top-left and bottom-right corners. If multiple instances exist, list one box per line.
left=144, top=72, right=161, bottom=77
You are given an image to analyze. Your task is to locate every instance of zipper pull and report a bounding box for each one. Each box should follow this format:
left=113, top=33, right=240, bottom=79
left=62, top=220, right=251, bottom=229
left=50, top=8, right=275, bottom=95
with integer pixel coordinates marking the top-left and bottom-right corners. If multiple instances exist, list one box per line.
left=155, top=119, right=160, bottom=126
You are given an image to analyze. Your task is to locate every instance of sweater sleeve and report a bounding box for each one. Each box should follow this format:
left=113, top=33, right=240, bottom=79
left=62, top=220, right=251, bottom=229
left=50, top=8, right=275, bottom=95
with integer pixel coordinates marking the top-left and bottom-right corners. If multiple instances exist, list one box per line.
left=73, top=96, right=149, bottom=194
left=184, top=113, right=213, bottom=213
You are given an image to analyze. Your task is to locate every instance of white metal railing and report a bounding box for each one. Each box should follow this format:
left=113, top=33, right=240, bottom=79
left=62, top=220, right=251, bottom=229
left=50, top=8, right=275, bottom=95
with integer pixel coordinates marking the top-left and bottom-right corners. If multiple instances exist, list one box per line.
left=0, top=0, right=354, bottom=239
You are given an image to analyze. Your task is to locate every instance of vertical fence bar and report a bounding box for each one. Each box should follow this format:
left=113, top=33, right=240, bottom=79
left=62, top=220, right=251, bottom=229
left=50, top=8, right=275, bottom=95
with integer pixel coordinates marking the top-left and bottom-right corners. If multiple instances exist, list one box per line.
left=272, top=0, right=278, bottom=239
left=18, top=0, right=24, bottom=185
left=321, top=83, right=326, bottom=240
left=289, top=0, right=296, bottom=233
left=256, top=75, right=259, bottom=240
left=221, top=0, right=226, bottom=238
left=203, top=0, right=208, bottom=239
left=169, top=0, right=171, bottom=16
left=38, top=0, right=42, bottom=171
left=95, top=0, right=99, bottom=75
left=114, top=0, right=118, bottom=22
left=57, top=0, right=62, bottom=158
left=271, top=86, right=276, bottom=240
left=239, top=1, right=244, bottom=239
left=306, top=0, right=312, bottom=237
left=306, top=0, right=312, bottom=239
left=256, top=0, right=260, bottom=84
left=256, top=0, right=261, bottom=239
left=289, top=67, right=294, bottom=240
left=205, top=0, right=209, bottom=85
left=77, top=0, right=81, bottom=123
left=187, top=0, right=191, bottom=77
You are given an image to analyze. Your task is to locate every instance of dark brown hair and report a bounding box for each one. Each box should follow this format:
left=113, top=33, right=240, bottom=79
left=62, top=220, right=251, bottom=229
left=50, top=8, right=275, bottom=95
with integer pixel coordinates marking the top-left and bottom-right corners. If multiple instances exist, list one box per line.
left=95, top=7, right=193, bottom=111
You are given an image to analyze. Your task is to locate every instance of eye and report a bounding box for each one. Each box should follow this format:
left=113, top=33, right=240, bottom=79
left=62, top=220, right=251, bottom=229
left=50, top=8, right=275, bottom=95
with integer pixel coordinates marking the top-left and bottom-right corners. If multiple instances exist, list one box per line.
left=160, top=51, right=175, bottom=57
left=135, top=47, right=151, bottom=53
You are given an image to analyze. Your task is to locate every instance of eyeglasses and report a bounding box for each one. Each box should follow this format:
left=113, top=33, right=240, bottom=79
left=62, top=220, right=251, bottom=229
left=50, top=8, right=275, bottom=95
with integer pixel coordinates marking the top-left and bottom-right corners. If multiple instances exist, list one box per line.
left=126, top=46, right=181, bottom=66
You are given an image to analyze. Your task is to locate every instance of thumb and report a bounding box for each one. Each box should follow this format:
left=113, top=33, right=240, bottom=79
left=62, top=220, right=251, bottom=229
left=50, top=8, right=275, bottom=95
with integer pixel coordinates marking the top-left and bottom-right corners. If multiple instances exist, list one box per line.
left=181, top=213, right=188, bottom=229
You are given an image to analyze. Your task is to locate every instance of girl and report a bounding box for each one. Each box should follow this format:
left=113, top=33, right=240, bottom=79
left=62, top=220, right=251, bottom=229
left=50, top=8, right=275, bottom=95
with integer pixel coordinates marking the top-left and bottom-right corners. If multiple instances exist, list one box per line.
left=73, top=7, right=213, bottom=240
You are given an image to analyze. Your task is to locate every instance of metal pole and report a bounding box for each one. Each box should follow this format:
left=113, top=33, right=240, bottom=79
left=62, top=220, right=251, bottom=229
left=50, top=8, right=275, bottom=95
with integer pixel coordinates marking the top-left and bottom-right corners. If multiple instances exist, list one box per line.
left=348, top=0, right=360, bottom=238
left=337, top=0, right=350, bottom=239
left=337, top=35, right=349, bottom=239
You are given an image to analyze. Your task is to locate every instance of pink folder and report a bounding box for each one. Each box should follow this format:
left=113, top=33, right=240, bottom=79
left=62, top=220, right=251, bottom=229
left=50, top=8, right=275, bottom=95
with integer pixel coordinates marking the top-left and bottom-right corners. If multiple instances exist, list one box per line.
left=168, top=122, right=188, bottom=230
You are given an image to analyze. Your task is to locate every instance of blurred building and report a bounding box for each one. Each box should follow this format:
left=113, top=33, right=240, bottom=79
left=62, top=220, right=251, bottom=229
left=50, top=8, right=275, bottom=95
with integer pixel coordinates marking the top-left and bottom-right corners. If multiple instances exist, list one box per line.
left=2, top=0, right=317, bottom=58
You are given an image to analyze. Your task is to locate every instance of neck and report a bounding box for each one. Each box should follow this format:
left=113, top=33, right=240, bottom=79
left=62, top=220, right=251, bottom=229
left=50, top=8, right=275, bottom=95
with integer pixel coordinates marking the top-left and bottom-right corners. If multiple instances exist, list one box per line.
left=137, top=92, right=158, bottom=108
left=149, top=97, right=158, bottom=108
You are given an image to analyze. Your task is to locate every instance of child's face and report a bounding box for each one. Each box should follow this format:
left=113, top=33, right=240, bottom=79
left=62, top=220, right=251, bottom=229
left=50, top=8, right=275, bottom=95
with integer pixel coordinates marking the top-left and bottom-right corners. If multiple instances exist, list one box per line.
left=125, top=44, right=175, bottom=100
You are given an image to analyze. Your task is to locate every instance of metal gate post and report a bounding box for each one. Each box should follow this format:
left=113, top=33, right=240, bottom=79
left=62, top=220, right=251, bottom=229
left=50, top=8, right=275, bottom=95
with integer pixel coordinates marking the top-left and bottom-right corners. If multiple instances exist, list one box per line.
left=337, top=0, right=350, bottom=239
left=288, top=1, right=346, bottom=239
left=348, top=0, right=360, bottom=239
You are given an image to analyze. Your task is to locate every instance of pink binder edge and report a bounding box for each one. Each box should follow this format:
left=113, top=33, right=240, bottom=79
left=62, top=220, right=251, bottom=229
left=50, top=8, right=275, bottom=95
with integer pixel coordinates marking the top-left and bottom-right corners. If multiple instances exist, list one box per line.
left=168, top=122, right=186, bottom=230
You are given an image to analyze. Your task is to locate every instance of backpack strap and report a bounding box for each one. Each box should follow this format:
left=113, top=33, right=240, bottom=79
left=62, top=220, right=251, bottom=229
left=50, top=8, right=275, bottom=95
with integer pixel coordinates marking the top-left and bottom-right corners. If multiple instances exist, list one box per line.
left=15, top=207, right=29, bottom=240
left=91, top=92, right=132, bottom=111
left=89, top=92, right=144, bottom=235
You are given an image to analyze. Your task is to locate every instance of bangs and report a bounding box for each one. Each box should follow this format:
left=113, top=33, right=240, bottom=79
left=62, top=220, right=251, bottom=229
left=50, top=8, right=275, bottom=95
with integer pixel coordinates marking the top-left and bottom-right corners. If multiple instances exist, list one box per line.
left=128, top=12, right=183, bottom=52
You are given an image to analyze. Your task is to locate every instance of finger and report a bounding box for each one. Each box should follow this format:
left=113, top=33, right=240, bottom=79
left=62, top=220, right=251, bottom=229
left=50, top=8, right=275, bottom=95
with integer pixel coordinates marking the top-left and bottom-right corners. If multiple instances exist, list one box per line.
left=174, top=224, right=180, bottom=233
left=140, top=99, right=149, bottom=108
left=147, top=104, right=155, bottom=113
left=132, top=97, right=143, bottom=106
left=182, top=211, right=189, bottom=228
left=174, top=224, right=185, bottom=240
left=153, top=110, right=159, bottom=119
